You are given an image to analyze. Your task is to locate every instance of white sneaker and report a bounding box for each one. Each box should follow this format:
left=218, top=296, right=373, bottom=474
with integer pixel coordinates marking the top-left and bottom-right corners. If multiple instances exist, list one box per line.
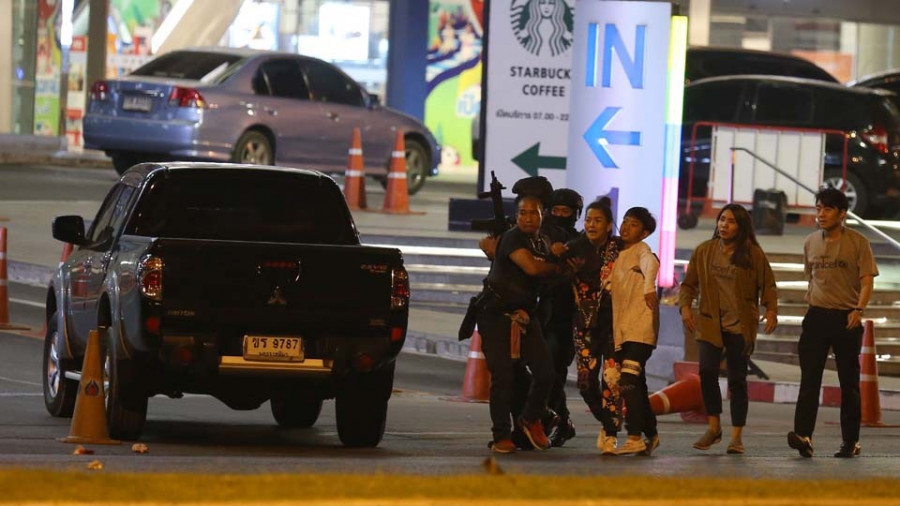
left=616, top=438, right=647, bottom=455
left=596, top=429, right=618, bottom=455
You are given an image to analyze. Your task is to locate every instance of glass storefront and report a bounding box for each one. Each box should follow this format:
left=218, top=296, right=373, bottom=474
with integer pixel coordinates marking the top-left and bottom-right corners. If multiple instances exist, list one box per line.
left=709, top=13, right=900, bottom=83
left=230, top=0, right=391, bottom=99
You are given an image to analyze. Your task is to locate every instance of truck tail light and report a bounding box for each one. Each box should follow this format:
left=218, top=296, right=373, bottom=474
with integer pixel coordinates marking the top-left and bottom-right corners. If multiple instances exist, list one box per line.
left=90, top=80, right=109, bottom=101
left=862, top=125, right=889, bottom=154
left=390, top=267, right=409, bottom=309
left=168, top=86, right=205, bottom=108
left=139, top=255, right=164, bottom=300
left=353, top=353, right=374, bottom=372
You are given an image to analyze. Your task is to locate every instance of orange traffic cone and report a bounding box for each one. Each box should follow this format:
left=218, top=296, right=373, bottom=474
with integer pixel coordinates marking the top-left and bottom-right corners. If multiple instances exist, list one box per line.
left=59, top=242, right=74, bottom=268
left=0, top=227, right=8, bottom=326
left=859, top=321, right=900, bottom=427
left=649, top=373, right=707, bottom=423
left=381, top=130, right=415, bottom=214
left=61, top=328, right=120, bottom=445
left=445, top=328, right=491, bottom=403
left=343, top=127, right=367, bottom=210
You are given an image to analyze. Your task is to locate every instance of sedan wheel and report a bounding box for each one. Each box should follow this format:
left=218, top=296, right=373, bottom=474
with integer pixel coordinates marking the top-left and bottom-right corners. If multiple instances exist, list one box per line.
left=233, top=131, right=273, bottom=165
left=404, top=139, right=429, bottom=195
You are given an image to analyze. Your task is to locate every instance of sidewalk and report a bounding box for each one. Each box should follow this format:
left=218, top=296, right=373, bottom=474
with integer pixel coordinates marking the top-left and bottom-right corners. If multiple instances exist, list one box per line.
left=2, top=155, right=900, bottom=408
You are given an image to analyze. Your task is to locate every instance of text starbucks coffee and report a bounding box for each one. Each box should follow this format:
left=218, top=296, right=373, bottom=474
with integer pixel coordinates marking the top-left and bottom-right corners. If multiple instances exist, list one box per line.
left=511, top=66, right=570, bottom=96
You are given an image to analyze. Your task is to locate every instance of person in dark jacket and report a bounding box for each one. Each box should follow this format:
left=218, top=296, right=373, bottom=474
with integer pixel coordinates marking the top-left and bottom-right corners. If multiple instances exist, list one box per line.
left=476, top=178, right=567, bottom=453
left=539, top=188, right=583, bottom=446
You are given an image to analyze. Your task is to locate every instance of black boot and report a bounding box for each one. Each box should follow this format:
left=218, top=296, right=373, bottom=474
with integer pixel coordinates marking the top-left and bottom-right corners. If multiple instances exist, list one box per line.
left=549, top=417, right=576, bottom=447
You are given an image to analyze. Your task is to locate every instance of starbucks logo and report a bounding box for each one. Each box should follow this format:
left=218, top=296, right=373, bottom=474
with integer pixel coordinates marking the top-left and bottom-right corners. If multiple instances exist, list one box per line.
left=510, top=0, right=574, bottom=57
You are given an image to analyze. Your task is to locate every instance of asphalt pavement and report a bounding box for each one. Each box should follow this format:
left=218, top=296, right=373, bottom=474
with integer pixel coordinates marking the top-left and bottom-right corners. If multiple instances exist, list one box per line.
left=2, top=162, right=900, bottom=481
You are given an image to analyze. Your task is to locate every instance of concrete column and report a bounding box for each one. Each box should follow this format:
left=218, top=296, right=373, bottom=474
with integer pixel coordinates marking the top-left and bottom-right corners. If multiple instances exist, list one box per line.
left=85, top=0, right=108, bottom=95
left=688, top=0, right=711, bottom=46
left=386, top=0, right=427, bottom=121
left=156, top=0, right=243, bottom=55
left=0, top=0, right=12, bottom=133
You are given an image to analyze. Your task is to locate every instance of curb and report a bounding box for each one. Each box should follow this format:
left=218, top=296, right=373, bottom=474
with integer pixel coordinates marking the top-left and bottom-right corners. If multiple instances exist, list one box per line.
left=403, top=331, right=469, bottom=362
left=721, top=378, right=900, bottom=411
left=7, top=261, right=53, bottom=287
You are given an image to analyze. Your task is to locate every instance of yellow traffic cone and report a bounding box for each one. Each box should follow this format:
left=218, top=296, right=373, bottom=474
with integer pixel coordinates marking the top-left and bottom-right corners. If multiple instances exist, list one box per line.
left=61, top=328, right=120, bottom=445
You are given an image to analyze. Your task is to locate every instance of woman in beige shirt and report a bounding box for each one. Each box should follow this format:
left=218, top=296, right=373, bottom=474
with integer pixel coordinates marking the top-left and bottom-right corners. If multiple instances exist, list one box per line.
left=680, top=204, right=778, bottom=454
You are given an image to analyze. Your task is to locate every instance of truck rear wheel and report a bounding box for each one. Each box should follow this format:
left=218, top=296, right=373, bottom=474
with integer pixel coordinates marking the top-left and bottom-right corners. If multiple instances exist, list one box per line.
left=103, top=338, right=148, bottom=440
left=270, top=394, right=323, bottom=428
left=335, top=363, right=395, bottom=447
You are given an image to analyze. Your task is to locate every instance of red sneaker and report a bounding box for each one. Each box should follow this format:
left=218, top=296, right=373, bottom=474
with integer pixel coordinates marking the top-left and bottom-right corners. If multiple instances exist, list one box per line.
left=491, top=439, right=517, bottom=454
left=518, top=418, right=551, bottom=450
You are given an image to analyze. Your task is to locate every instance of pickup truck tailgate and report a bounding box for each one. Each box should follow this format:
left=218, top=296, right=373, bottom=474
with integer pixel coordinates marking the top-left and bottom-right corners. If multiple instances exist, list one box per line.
left=152, top=239, right=403, bottom=334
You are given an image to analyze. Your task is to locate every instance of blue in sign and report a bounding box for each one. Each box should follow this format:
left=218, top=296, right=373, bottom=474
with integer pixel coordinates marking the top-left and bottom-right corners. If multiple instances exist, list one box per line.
left=583, top=106, right=641, bottom=168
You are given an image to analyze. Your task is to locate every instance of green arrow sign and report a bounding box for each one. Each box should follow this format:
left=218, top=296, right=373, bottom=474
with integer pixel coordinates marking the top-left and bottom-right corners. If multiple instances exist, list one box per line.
left=511, top=143, right=567, bottom=177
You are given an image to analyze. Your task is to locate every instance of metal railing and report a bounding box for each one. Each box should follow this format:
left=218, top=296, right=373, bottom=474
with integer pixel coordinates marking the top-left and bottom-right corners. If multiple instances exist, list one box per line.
left=732, top=147, right=900, bottom=253
left=685, top=121, right=849, bottom=216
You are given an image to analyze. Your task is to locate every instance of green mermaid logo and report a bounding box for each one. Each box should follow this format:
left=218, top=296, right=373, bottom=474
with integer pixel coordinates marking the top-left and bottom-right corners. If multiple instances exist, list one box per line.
left=510, top=0, right=574, bottom=57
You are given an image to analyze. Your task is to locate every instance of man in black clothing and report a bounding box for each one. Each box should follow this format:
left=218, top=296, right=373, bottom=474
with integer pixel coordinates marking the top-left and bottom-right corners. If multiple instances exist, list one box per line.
left=477, top=191, right=565, bottom=453
left=539, top=188, right=583, bottom=446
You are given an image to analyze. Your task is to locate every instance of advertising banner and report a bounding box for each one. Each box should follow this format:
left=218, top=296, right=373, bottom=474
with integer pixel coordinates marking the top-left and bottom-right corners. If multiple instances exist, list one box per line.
left=34, top=0, right=62, bottom=137
left=425, top=0, right=484, bottom=167
left=66, top=35, right=88, bottom=150
left=481, top=0, right=575, bottom=194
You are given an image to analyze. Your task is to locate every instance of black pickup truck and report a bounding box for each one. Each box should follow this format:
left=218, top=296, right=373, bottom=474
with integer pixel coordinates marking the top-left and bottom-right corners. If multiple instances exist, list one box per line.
left=42, top=163, right=410, bottom=447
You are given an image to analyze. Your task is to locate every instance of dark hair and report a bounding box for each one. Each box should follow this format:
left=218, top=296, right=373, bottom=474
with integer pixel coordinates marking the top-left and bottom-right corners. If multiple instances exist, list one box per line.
left=623, top=207, right=656, bottom=235
left=585, top=196, right=613, bottom=223
left=815, top=188, right=849, bottom=212
left=712, top=204, right=759, bottom=269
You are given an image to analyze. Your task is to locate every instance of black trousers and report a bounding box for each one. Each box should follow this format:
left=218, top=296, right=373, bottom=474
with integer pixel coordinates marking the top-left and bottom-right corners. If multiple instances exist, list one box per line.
left=478, top=309, right=554, bottom=442
left=616, top=342, right=658, bottom=438
left=794, top=306, right=864, bottom=442
left=543, top=318, right=575, bottom=419
left=698, top=332, right=749, bottom=427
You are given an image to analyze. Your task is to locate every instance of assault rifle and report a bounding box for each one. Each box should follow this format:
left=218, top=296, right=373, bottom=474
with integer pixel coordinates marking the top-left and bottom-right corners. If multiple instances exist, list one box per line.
left=470, top=171, right=513, bottom=237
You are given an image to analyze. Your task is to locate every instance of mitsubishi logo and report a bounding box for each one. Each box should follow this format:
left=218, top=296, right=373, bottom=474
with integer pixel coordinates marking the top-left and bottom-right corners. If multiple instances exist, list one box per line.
left=258, top=259, right=301, bottom=306
left=267, top=286, right=288, bottom=306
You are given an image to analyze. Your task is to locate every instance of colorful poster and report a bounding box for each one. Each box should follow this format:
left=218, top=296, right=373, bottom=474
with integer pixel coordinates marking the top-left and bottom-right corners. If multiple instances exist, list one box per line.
left=66, top=36, right=88, bottom=150
left=425, top=0, right=484, bottom=167
left=34, top=0, right=62, bottom=137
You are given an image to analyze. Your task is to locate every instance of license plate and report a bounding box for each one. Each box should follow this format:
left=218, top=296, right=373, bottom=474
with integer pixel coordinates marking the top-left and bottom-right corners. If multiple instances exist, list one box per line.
left=122, top=94, right=153, bottom=112
left=242, top=336, right=304, bottom=362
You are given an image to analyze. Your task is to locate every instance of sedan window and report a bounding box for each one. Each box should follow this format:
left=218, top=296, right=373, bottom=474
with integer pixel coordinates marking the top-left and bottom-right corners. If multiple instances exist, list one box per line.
left=131, top=51, right=242, bottom=82
left=301, top=59, right=365, bottom=107
left=255, top=59, right=310, bottom=100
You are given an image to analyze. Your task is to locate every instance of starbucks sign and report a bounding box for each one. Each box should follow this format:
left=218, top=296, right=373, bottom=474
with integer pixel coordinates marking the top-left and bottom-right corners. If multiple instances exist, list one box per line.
left=481, top=0, right=576, bottom=195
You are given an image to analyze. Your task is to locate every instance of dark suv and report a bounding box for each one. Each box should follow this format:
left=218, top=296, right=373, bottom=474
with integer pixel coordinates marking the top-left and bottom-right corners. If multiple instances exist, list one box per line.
left=685, top=46, right=837, bottom=85
left=850, top=71, right=900, bottom=110
left=680, top=75, right=900, bottom=220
